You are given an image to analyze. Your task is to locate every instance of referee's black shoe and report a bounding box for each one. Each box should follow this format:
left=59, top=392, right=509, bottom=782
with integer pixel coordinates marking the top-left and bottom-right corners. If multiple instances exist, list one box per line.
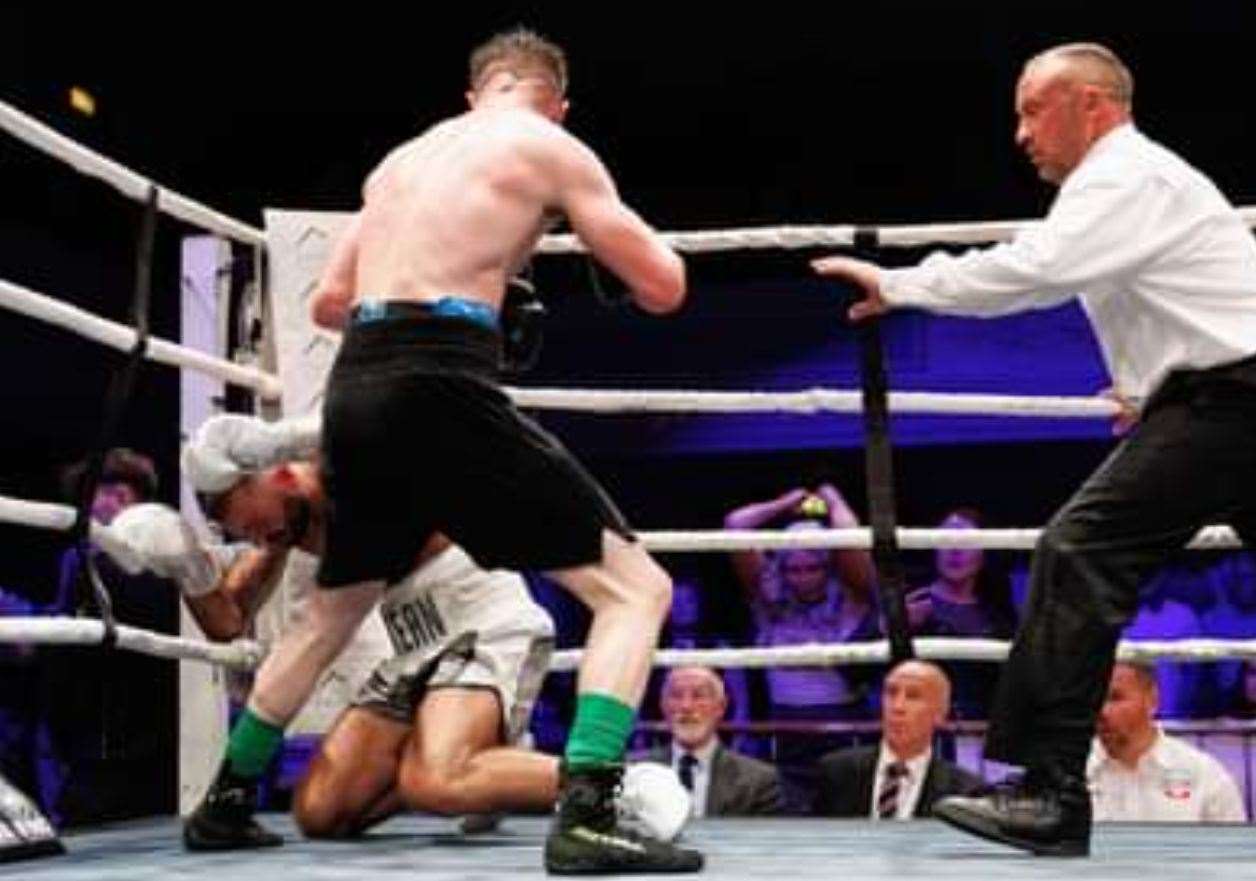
left=934, top=765, right=1091, bottom=857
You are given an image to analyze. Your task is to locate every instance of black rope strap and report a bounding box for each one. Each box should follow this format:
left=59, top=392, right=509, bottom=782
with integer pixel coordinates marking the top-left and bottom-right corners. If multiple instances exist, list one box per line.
left=68, top=185, right=159, bottom=648
left=852, top=228, right=915, bottom=664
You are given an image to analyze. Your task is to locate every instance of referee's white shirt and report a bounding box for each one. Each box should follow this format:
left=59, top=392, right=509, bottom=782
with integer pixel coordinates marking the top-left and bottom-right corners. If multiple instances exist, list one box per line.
left=881, top=124, right=1256, bottom=402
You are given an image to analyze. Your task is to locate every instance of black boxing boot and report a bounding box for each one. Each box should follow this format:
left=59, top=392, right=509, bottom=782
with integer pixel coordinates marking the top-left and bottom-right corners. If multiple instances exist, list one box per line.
left=544, top=762, right=703, bottom=875
left=183, top=760, right=283, bottom=851
left=933, top=763, right=1091, bottom=857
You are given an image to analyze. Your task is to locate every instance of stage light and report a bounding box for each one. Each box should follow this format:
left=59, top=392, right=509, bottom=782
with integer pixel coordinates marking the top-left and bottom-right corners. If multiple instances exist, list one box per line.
left=68, top=86, right=96, bottom=117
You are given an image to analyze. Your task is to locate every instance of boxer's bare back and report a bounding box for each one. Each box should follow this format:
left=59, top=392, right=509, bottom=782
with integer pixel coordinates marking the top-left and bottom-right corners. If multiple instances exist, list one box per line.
left=311, top=85, right=683, bottom=330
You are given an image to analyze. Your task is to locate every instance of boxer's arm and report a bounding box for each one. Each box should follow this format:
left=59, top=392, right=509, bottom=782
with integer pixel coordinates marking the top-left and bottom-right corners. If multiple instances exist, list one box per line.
left=185, top=546, right=289, bottom=642
left=104, top=503, right=289, bottom=641
left=545, top=132, right=685, bottom=315
left=311, top=211, right=363, bottom=330
left=247, top=580, right=384, bottom=726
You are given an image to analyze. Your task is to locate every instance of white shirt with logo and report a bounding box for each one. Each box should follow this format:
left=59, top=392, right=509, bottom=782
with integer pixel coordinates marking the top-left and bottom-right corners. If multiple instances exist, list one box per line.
left=1087, top=729, right=1246, bottom=823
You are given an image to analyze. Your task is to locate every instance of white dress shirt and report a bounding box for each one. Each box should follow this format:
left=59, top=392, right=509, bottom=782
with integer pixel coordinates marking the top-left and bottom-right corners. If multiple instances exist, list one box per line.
left=1087, top=728, right=1246, bottom=822
left=871, top=745, right=932, bottom=820
left=673, top=739, right=719, bottom=818
left=881, top=124, right=1256, bottom=401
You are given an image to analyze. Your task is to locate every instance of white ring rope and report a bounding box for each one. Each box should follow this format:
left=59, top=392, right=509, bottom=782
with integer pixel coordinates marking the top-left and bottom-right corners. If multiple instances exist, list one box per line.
left=538, top=207, right=1256, bottom=254
left=546, top=637, right=1256, bottom=671
left=536, top=226, right=861, bottom=255
left=0, top=270, right=1124, bottom=417
left=507, top=387, right=1121, bottom=419
left=3, top=496, right=1243, bottom=669
left=0, top=616, right=1252, bottom=674
left=0, top=277, right=282, bottom=398
left=636, top=525, right=1242, bottom=552
left=0, top=496, right=77, bottom=533
left=0, top=492, right=1240, bottom=567
left=0, top=617, right=261, bottom=668
left=0, top=99, right=265, bottom=247
left=0, top=495, right=146, bottom=572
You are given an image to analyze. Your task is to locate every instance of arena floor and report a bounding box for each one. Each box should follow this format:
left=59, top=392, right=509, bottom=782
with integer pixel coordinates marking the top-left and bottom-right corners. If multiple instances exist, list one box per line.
left=15, top=815, right=1256, bottom=880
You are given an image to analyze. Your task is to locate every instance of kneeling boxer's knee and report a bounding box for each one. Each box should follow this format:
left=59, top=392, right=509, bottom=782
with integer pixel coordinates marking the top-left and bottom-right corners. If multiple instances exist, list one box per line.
left=294, top=789, right=348, bottom=839
left=401, top=762, right=491, bottom=816
left=400, top=764, right=457, bottom=814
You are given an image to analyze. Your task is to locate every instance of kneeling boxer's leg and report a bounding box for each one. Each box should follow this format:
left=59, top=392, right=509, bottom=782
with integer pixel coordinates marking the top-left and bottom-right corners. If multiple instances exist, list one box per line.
left=398, top=687, right=558, bottom=816
left=294, top=708, right=409, bottom=839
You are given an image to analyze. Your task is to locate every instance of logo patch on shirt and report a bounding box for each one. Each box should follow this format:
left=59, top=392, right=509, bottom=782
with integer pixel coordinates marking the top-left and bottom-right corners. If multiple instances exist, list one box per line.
left=1160, top=768, right=1194, bottom=801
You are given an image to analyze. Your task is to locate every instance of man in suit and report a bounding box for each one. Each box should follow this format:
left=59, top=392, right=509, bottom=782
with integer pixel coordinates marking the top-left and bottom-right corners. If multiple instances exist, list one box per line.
left=641, top=666, right=782, bottom=816
left=813, top=661, right=982, bottom=818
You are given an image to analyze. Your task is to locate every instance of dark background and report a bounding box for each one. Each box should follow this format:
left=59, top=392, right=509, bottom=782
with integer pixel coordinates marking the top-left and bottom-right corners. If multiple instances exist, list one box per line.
left=2, top=4, right=1255, bottom=594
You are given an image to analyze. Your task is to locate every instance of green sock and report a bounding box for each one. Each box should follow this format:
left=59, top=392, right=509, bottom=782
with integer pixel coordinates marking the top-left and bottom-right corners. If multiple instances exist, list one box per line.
left=225, top=708, right=285, bottom=779
left=564, top=692, right=635, bottom=769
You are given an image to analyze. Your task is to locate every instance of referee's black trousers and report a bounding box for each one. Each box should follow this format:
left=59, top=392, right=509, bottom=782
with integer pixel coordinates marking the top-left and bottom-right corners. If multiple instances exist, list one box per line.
left=984, top=356, right=1256, bottom=775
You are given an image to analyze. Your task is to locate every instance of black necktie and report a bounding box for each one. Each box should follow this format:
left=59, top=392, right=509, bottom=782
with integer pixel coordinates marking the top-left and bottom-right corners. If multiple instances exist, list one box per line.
left=678, top=752, right=697, bottom=791
left=877, top=761, right=908, bottom=820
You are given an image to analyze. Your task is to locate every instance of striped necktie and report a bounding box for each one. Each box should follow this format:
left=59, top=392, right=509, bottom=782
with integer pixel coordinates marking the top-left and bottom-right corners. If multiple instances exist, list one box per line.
left=877, top=761, right=909, bottom=820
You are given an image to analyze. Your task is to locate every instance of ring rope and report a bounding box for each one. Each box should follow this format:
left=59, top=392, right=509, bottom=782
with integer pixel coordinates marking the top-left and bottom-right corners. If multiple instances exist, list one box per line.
left=636, top=526, right=1243, bottom=552
left=0, top=271, right=1131, bottom=416
left=0, top=497, right=1240, bottom=558
left=506, top=387, right=1121, bottom=418
left=0, top=99, right=265, bottom=247
left=0, top=276, right=282, bottom=397
left=2, top=616, right=1246, bottom=673
left=537, top=208, right=1256, bottom=254
left=0, top=617, right=261, bottom=668
left=549, top=637, right=1256, bottom=672
left=0, top=495, right=148, bottom=572
left=536, top=226, right=860, bottom=254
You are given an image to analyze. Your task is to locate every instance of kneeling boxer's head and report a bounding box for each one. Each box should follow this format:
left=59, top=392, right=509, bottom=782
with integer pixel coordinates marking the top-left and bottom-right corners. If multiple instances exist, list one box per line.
left=200, top=467, right=314, bottom=550
left=182, top=418, right=317, bottom=550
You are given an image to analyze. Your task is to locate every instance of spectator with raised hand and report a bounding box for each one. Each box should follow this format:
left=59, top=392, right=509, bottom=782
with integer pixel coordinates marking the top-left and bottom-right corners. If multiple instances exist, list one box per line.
left=724, top=482, right=878, bottom=809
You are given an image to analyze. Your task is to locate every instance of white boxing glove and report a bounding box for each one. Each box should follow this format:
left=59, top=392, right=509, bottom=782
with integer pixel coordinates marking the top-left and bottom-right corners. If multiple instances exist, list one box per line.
left=107, top=503, right=223, bottom=597
left=618, top=762, right=691, bottom=842
left=182, top=412, right=322, bottom=495
left=89, top=521, right=146, bottom=576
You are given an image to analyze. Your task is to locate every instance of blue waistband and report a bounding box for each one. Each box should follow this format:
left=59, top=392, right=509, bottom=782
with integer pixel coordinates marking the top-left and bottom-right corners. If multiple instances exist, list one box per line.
left=350, top=297, right=498, bottom=330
